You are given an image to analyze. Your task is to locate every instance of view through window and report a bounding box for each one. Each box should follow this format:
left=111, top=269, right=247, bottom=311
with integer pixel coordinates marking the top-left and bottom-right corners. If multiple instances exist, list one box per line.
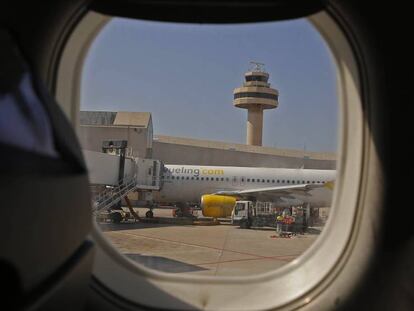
left=80, top=17, right=338, bottom=276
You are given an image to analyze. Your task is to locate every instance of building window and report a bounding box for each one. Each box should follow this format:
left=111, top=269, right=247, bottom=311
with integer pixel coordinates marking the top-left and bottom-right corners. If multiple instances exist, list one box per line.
left=245, top=75, right=267, bottom=82
left=234, top=92, right=278, bottom=101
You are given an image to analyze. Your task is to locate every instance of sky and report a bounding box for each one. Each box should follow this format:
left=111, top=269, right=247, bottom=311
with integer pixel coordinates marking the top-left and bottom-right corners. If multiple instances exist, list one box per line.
left=81, top=18, right=338, bottom=152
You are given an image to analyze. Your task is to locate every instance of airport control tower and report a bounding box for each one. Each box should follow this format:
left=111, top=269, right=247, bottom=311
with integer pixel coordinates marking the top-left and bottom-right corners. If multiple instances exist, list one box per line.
left=233, top=62, right=279, bottom=146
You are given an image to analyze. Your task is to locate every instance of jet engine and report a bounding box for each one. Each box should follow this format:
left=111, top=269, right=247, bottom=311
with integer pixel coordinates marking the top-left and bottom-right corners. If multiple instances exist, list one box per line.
left=200, top=194, right=236, bottom=218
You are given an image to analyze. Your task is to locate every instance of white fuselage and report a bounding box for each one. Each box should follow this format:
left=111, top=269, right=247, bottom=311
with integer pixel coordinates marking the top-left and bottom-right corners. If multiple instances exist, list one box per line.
left=154, top=165, right=336, bottom=207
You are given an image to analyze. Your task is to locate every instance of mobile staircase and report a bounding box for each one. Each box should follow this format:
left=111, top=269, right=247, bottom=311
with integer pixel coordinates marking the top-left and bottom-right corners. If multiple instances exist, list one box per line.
left=92, top=175, right=138, bottom=213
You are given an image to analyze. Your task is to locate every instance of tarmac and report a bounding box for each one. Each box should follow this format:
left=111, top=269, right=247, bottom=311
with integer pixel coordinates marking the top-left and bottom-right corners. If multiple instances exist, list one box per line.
left=99, top=207, right=321, bottom=276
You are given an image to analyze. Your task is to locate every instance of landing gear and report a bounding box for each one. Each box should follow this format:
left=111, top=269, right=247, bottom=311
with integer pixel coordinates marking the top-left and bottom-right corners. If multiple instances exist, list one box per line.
left=144, top=201, right=156, bottom=218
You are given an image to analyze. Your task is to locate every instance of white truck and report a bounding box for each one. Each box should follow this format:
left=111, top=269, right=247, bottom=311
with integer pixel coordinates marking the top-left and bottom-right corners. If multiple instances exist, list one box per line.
left=231, top=201, right=277, bottom=229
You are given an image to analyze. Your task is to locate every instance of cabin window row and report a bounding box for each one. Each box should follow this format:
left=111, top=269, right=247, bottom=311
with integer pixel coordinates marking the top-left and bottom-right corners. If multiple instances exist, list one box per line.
left=163, top=176, right=230, bottom=181
left=161, top=175, right=326, bottom=184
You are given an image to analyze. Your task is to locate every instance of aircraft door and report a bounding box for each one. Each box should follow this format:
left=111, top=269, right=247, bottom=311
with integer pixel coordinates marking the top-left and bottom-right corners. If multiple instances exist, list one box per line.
left=232, top=176, right=238, bottom=186
left=240, top=176, right=246, bottom=186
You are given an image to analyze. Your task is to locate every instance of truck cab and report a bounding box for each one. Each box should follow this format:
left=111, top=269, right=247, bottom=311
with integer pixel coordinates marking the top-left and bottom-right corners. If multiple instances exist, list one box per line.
left=231, top=201, right=252, bottom=226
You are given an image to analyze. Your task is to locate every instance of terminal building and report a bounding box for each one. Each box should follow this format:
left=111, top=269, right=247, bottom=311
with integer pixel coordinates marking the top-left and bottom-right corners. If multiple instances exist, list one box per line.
left=152, top=135, right=335, bottom=169
left=79, top=111, right=153, bottom=158
left=79, top=111, right=335, bottom=170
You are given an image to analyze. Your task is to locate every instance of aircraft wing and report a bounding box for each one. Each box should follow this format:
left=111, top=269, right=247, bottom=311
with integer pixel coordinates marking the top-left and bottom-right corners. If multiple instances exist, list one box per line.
left=214, top=183, right=331, bottom=202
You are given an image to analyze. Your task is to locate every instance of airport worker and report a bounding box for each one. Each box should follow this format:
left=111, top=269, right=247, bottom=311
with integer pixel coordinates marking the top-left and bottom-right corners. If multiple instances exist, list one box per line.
left=302, top=213, right=307, bottom=234
left=276, top=214, right=284, bottom=233
left=283, top=215, right=293, bottom=232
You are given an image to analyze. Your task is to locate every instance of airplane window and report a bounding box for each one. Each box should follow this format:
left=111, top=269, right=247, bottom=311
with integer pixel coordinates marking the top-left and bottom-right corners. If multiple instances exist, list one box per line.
left=79, top=16, right=338, bottom=280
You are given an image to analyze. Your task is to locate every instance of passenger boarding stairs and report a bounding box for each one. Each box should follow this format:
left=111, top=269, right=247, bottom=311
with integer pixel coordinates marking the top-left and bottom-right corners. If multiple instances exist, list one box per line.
left=92, top=175, right=138, bottom=213
left=83, top=150, right=164, bottom=213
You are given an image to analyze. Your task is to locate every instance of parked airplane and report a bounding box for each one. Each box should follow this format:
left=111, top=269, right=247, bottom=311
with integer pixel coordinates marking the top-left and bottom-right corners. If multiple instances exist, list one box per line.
left=154, top=165, right=335, bottom=218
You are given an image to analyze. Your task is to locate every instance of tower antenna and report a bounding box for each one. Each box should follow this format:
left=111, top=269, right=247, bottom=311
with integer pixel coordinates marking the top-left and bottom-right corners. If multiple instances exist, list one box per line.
left=249, top=61, right=266, bottom=72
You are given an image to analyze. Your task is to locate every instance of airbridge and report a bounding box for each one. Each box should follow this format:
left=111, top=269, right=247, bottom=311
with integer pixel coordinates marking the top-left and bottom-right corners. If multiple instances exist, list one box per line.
left=83, top=150, right=164, bottom=212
